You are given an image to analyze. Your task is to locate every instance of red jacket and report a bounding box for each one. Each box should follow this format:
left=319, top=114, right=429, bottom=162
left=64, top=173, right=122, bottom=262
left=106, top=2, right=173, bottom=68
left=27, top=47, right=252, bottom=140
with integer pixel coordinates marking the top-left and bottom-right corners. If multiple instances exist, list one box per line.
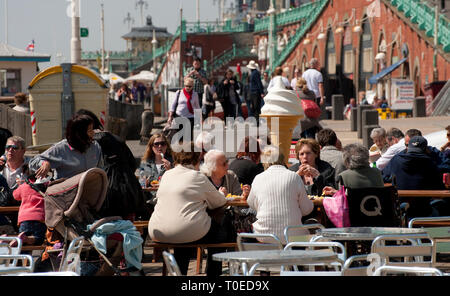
left=13, top=183, right=45, bottom=224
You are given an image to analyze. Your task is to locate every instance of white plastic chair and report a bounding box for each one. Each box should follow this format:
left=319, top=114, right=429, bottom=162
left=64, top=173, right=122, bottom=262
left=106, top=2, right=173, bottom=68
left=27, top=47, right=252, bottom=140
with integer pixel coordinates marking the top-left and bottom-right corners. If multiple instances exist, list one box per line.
left=373, top=265, right=443, bottom=276
left=371, top=234, right=434, bottom=268
left=162, top=251, right=182, bottom=276
left=341, top=254, right=372, bottom=276
left=280, top=241, right=346, bottom=276
left=236, top=233, right=284, bottom=275
left=283, top=224, right=325, bottom=244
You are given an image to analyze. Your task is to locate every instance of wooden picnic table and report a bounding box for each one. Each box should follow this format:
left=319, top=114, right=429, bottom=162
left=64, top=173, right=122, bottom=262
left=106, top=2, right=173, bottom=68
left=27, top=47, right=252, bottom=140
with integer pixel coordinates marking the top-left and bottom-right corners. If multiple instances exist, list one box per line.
left=225, top=197, right=323, bottom=207
left=0, top=206, right=19, bottom=213
left=397, top=190, right=450, bottom=198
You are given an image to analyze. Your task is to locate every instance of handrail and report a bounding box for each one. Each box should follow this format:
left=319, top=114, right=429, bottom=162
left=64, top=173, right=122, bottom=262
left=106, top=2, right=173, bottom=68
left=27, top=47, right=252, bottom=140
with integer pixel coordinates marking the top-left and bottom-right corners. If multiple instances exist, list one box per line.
left=387, top=0, right=450, bottom=53
left=254, top=0, right=326, bottom=32
left=270, top=0, right=329, bottom=73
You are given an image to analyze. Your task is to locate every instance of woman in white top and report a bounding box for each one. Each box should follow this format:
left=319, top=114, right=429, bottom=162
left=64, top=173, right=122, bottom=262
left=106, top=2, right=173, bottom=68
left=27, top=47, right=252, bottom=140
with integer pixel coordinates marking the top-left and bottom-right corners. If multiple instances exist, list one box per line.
left=247, top=146, right=314, bottom=244
left=148, top=142, right=229, bottom=276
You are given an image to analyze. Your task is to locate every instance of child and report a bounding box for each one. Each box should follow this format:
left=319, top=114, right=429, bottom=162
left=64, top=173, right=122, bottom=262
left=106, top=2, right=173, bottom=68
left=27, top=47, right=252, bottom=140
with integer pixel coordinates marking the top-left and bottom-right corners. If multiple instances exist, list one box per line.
left=12, top=176, right=49, bottom=246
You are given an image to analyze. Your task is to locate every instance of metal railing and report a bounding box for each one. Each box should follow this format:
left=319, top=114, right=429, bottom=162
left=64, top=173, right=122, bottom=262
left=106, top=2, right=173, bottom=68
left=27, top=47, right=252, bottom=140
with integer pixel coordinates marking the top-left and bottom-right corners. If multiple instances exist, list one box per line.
left=254, top=0, right=327, bottom=32
left=387, top=0, right=450, bottom=52
left=270, top=0, right=329, bottom=72
left=207, top=44, right=256, bottom=75
left=185, top=20, right=250, bottom=34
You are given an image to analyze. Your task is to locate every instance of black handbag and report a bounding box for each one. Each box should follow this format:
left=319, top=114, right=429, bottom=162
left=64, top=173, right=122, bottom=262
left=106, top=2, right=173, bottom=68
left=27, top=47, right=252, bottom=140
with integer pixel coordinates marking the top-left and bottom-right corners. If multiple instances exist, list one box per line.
left=0, top=186, right=16, bottom=207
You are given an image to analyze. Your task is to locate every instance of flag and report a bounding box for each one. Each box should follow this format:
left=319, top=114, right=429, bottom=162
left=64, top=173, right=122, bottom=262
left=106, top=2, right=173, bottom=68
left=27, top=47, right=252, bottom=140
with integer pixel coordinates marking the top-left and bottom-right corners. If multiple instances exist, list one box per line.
left=26, top=40, right=35, bottom=52
left=367, top=0, right=381, bottom=18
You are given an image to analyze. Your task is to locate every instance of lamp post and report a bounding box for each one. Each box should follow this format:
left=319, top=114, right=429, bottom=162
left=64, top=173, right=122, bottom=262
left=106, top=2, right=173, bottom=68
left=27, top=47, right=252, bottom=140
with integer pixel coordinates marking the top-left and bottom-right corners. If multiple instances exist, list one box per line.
left=433, top=4, right=439, bottom=81
left=4, top=0, right=7, bottom=44
left=70, top=0, right=81, bottom=64
left=152, top=29, right=157, bottom=73
left=100, top=2, right=105, bottom=74
left=267, top=0, right=277, bottom=73
left=135, top=0, right=148, bottom=26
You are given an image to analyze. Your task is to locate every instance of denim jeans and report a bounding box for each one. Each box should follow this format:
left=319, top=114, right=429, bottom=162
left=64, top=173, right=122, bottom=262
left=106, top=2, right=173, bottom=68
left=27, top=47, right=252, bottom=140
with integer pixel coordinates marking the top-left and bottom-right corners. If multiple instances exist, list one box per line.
left=19, top=220, right=47, bottom=245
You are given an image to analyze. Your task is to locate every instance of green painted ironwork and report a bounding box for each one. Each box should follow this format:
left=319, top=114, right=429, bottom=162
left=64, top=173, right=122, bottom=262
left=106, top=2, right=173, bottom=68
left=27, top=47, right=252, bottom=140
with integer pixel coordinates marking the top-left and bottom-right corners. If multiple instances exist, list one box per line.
left=184, top=20, right=250, bottom=33
left=387, top=0, right=450, bottom=53
left=270, top=0, right=329, bottom=74
left=206, top=44, right=256, bottom=75
left=254, top=0, right=325, bottom=32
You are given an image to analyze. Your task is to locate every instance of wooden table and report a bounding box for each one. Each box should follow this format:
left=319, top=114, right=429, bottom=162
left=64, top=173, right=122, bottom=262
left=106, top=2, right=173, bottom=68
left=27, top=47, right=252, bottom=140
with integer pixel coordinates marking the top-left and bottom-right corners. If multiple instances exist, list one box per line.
left=225, top=198, right=323, bottom=207
left=397, top=190, right=450, bottom=199
left=0, top=206, right=19, bottom=213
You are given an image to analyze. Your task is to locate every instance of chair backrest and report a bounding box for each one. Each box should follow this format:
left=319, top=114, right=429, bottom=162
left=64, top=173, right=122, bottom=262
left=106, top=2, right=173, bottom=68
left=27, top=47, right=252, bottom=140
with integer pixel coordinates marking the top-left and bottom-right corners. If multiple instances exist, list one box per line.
left=342, top=254, right=371, bottom=276
left=345, top=185, right=401, bottom=227
left=373, top=265, right=443, bottom=276
left=408, top=216, right=450, bottom=271
left=60, top=236, right=84, bottom=274
left=283, top=224, right=324, bottom=244
left=237, top=233, right=283, bottom=251
left=0, top=254, right=34, bottom=274
left=284, top=241, right=346, bottom=262
left=281, top=241, right=345, bottom=276
left=162, top=251, right=182, bottom=276
left=0, top=237, right=22, bottom=267
left=371, top=234, right=434, bottom=268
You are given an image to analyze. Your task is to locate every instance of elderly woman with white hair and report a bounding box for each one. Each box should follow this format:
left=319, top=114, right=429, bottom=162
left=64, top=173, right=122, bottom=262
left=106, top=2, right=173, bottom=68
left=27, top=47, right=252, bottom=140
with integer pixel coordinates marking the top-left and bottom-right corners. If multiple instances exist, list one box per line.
left=369, top=127, right=389, bottom=163
left=247, top=146, right=313, bottom=244
left=200, top=149, right=250, bottom=198
left=322, top=143, right=384, bottom=196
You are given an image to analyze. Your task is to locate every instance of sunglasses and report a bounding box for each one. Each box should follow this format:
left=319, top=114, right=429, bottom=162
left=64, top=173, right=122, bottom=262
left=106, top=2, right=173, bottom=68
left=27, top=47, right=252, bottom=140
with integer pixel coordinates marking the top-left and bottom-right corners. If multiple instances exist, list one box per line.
left=185, top=85, right=193, bottom=88
left=153, top=141, right=167, bottom=147
left=5, top=145, right=20, bottom=151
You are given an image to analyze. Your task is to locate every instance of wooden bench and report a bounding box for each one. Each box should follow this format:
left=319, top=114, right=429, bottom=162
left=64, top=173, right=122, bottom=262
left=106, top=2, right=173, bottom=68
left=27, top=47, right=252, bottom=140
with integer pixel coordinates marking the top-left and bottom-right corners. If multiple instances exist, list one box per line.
left=145, top=241, right=238, bottom=275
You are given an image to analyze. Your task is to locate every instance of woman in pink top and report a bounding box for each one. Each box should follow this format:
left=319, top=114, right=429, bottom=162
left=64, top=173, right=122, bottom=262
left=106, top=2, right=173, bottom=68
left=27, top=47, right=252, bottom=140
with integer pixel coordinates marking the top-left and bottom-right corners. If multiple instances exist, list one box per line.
left=13, top=179, right=47, bottom=245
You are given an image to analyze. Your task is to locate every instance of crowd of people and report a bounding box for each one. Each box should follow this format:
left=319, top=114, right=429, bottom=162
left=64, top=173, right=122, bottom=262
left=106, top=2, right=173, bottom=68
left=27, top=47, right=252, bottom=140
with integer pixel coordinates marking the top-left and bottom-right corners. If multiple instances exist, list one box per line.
left=0, top=56, right=449, bottom=276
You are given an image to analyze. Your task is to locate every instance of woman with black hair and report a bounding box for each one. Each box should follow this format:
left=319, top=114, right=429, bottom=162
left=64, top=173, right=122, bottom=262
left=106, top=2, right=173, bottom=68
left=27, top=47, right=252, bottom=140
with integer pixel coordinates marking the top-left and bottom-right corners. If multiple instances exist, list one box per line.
left=75, top=109, right=147, bottom=220
left=29, top=114, right=102, bottom=180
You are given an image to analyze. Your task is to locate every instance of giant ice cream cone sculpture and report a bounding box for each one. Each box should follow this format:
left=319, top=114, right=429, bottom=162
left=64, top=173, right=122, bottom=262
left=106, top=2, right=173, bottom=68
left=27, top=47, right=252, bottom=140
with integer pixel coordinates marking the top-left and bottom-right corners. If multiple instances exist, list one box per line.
left=260, top=76, right=304, bottom=165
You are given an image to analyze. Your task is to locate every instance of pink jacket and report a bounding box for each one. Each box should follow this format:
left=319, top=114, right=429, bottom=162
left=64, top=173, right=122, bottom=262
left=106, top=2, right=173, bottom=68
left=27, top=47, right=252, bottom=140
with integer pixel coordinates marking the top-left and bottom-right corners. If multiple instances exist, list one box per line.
left=13, top=183, right=45, bottom=224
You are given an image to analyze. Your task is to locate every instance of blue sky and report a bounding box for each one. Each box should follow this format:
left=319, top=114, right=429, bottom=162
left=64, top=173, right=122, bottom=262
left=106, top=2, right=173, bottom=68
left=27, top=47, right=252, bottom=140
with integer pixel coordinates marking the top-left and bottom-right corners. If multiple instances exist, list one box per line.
left=1, top=0, right=220, bottom=68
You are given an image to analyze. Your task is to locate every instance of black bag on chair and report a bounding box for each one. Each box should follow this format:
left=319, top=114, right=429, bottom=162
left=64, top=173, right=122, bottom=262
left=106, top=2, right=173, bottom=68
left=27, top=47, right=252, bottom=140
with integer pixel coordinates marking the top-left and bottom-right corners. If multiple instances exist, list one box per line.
left=345, top=185, right=401, bottom=227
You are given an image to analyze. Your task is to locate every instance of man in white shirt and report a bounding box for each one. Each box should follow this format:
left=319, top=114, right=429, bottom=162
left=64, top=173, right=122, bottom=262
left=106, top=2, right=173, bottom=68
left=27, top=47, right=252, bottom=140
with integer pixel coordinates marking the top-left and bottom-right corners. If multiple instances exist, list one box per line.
left=0, top=136, right=29, bottom=190
left=290, top=68, right=302, bottom=90
left=302, top=58, right=325, bottom=106
left=375, top=128, right=405, bottom=170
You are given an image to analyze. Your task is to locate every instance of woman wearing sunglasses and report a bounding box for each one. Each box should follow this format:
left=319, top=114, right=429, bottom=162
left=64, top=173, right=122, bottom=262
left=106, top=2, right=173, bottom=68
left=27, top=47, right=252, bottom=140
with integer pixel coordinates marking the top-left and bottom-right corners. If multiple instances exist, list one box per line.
left=167, top=77, right=200, bottom=141
left=139, top=134, right=173, bottom=205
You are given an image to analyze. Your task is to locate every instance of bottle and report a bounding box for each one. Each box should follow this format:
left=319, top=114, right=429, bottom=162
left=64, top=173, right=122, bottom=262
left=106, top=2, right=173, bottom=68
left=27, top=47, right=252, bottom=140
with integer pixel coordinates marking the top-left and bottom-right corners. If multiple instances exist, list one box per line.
left=371, top=162, right=377, bottom=168
left=139, top=170, right=147, bottom=188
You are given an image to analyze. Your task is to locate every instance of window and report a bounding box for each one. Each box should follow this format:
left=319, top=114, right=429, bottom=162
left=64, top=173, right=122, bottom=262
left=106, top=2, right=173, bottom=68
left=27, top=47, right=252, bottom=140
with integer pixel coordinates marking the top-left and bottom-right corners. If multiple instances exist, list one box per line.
left=0, top=69, right=21, bottom=96
left=362, top=47, right=373, bottom=72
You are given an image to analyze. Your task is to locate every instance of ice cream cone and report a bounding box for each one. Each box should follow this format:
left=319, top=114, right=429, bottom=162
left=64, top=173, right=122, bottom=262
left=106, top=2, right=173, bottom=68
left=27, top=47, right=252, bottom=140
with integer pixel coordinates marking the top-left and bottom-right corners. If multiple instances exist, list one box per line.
left=260, top=76, right=304, bottom=165
left=261, top=114, right=301, bottom=164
